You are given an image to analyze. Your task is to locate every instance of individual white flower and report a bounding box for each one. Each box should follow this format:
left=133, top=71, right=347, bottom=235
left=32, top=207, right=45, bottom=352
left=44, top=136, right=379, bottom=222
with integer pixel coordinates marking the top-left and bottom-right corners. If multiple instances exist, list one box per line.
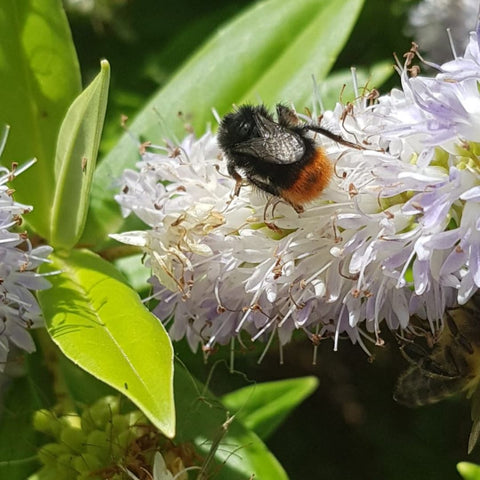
left=114, top=28, right=480, bottom=354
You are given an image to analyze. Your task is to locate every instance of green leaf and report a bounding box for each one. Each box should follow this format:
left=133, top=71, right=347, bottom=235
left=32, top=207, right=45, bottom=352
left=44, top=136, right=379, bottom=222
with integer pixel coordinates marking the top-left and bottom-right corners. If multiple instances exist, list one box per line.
left=221, top=376, right=318, bottom=440
left=50, top=60, right=110, bottom=250
left=37, top=249, right=175, bottom=438
left=0, top=0, right=81, bottom=238
left=81, top=0, right=365, bottom=248
left=458, top=462, right=480, bottom=480
left=174, top=366, right=289, bottom=480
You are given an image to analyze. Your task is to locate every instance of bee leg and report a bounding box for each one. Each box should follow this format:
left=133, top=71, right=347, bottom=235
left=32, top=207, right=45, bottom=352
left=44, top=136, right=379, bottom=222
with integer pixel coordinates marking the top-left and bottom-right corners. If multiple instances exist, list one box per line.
left=246, top=176, right=305, bottom=215
left=246, top=176, right=279, bottom=197
left=291, top=203, right=304, bottom=214
left=227, top=165, right=244, bottom=196
left=276, top=104, right=300, bottom=127
left=233, top=176, right=243, bottom=197
left=263, top=198, right=282, bottom=233
left=306, top=124, right=367, bottom=151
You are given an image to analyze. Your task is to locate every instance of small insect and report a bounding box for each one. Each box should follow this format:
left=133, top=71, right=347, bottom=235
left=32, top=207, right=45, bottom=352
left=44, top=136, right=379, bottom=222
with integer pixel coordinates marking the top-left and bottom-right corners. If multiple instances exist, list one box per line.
left=217, top=104, right=363, bottom=213
left=394, top=297, right=480, bottom=408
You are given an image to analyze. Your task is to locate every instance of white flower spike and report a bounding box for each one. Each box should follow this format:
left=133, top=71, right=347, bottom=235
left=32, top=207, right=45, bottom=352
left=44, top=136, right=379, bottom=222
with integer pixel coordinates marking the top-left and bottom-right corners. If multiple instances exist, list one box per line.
left=115, top=27, right=480, bottom=355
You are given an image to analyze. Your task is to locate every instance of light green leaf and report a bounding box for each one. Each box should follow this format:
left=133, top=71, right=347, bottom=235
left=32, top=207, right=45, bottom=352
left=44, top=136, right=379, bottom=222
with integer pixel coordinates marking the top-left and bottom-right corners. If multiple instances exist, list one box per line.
left=174, top=367, right=289, bottom=480
left=38, top=249, right=175, bottom=438
left=50, top=60, right=110, bottom=250
left=81, top=0, right=365, bottom=248
left=222, top=376, right=318, bottom=440
left=458, top=462, right=480, bottom=480
left=0, top=0, right=81, bottom=238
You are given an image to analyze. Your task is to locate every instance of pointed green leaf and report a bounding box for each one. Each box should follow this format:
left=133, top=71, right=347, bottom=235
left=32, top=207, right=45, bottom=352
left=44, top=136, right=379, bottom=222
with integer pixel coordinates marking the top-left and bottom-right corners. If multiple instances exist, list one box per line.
left=175, top=367, right=289, bottom=480
left=50, top=60, right=110, bottom=250
left=81, top=0, right=365, bottom=248
left=222, top=377, right=318, bottom=440
left=37, top=249, right=175, bottom=438
left=0, top=0, right=81, bottom=237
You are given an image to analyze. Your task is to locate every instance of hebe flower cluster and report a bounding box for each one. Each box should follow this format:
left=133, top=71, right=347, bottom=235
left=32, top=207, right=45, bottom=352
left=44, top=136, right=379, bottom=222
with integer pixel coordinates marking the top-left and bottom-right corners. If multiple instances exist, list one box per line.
left=114, top=28, right=480, bottom=354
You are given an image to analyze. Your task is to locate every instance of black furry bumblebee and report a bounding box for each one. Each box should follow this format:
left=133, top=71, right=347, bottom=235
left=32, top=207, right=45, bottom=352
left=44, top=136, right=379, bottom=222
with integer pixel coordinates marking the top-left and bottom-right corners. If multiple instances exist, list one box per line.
left=217, top=104, right=362, bottom=212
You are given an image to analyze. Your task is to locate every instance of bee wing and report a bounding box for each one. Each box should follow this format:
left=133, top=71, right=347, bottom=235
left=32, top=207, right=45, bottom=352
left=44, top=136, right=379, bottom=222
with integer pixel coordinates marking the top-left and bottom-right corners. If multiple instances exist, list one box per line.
left=230, top=108, right=306, bottom=163
left=233, top=133, right=305, bottom=164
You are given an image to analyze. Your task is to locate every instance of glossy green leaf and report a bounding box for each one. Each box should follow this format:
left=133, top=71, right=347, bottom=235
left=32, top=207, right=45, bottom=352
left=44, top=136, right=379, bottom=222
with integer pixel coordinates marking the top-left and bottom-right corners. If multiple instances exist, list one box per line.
left=50, top=60, right=110, bottom=250
left=174, top=366, right=289, bottom=480
left=0, top=0, right=81, bottom=238
left=222, top=376, right=318, bottom=440
left=458, top=462, right=480, bottom=480
left=37, top=249, right=175, bottom=438
left=82, top=0, right=365, bottom=248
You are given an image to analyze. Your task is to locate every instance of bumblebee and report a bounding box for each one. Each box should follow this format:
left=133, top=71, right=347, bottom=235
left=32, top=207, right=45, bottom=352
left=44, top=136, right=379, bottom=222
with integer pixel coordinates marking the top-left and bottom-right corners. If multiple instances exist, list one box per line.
left=217, top=104, right=362, bottom=213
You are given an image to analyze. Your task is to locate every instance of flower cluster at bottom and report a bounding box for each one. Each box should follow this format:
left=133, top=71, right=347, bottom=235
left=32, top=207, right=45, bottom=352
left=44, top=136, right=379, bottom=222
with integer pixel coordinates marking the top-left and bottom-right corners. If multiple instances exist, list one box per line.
left=114, top=28, right=480, bottom=355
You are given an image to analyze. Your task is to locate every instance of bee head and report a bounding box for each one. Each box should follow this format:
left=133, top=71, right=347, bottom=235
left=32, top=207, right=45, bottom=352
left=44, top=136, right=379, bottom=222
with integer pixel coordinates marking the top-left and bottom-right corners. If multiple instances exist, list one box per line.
left=217, top=105, right=273, bottom=152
